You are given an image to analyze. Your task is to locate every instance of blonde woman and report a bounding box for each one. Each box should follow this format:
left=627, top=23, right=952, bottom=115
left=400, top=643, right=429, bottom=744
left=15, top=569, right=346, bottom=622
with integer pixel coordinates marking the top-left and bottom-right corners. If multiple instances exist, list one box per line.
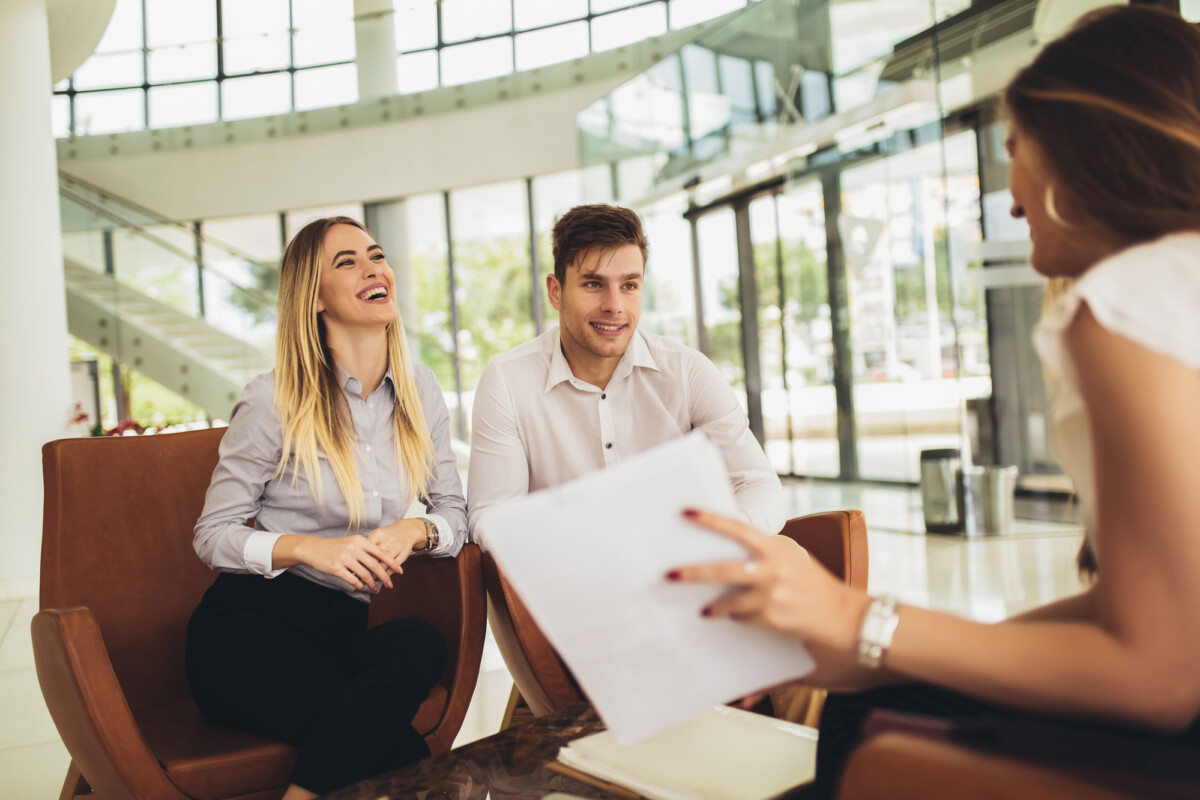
left=670, top=6, right=1200, bottom=796
left=187, top=217, right=466, bottom=800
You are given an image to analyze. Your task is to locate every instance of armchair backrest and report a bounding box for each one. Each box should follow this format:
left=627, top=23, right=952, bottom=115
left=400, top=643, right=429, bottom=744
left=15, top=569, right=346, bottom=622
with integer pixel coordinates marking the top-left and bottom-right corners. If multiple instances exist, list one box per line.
left=40, top=428, right=225, bottom=712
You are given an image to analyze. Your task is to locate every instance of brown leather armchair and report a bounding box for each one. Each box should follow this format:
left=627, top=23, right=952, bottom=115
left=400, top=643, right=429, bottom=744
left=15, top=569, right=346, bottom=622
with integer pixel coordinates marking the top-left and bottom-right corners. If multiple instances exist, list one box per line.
left=483, top=508, right=869, bottom=721
left=33, top=428, right=485, bottom=800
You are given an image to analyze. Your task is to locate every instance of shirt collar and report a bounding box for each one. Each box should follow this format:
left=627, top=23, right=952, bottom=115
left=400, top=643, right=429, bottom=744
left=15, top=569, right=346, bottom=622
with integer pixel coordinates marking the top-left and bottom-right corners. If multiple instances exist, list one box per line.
left=543, top=327, right=659, bottom=393
left=335, top=362, right=395, bottom=397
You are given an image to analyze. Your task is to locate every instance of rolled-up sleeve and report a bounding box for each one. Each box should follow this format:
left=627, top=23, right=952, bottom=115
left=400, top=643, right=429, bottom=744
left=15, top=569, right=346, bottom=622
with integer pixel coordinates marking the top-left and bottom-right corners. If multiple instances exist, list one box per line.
left=684, top=351, right=786, bottom=534
left=415, top=367, right=467, bottom=557
left=194, top=375, right=287, bottom=575
left=466, top=361, right=530, bottom=550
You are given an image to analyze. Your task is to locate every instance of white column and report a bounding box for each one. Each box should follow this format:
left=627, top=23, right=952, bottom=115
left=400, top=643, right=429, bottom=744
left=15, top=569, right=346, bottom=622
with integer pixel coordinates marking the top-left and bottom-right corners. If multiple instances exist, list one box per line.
left=365, top=200, right=418, bottom=341
left=354, top=0, right=399, bottom=100
left=0, top=0, right=72, bottom=594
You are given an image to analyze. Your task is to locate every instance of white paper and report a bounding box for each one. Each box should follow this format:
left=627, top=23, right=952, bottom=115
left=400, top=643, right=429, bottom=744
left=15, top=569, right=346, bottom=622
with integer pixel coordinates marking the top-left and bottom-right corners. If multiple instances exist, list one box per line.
left=484, top=433, right=814, bottom=744
left=558, top=706, right=818, bottom=800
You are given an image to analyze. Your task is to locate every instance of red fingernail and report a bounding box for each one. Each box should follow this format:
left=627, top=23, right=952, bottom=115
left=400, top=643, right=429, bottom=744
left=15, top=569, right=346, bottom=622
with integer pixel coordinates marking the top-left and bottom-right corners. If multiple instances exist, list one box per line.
left=701, top=605, right=713, bottom=617
left=682, top=508, right=699, bottom=519
left=665, top=569, right=681, bottom=581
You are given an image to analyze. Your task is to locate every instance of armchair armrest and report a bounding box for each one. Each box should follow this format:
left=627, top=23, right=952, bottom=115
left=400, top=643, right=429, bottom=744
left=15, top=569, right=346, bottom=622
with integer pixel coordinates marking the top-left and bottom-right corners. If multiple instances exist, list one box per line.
left=779, top=510, right=868, bottom=589
left=368, top=544, right=486, bottom=754
left=32, top=608, right=188, bottom=800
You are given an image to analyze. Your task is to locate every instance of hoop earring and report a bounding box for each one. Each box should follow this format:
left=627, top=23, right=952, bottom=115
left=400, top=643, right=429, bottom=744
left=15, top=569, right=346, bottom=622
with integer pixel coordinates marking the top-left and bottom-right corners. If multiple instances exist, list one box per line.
left=1044, top=184, right=1078, bottom=230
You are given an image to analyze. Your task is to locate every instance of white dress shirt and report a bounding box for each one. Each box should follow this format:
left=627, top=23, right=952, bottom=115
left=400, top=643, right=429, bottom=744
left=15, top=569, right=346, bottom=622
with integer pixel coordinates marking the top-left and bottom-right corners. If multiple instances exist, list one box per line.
left=467, top=326, right=785, bottom=547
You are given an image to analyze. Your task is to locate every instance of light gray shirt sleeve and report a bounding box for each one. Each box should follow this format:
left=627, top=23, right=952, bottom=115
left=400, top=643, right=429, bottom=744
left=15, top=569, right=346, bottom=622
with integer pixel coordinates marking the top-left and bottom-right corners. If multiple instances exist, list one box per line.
left=684, top=350, right=786, bottom=534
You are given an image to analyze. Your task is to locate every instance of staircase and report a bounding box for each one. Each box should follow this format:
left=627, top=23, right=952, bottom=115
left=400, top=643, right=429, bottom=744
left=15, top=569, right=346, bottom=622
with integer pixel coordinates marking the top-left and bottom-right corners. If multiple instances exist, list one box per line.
left=60, top=173, right=276, bottom=420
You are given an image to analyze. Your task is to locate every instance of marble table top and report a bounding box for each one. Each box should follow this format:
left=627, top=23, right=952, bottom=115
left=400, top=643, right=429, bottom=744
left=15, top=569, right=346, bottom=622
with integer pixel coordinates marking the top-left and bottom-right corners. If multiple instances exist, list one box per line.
left=320, top=704, right=621, bottom=800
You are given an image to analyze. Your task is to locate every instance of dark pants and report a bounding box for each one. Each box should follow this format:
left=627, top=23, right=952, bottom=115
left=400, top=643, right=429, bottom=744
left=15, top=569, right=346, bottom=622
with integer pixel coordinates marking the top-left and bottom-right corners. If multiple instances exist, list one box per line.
left=186, top=571, right=446, bottom=795
left=810, top=683, right=1200, bottom=799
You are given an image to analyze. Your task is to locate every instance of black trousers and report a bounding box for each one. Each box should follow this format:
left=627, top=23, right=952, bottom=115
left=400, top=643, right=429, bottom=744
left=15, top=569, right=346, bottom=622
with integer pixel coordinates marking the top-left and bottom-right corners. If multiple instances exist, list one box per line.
left=186, top=571, right=446, bottom=795
left=809, top=683, right=1200, bottom=799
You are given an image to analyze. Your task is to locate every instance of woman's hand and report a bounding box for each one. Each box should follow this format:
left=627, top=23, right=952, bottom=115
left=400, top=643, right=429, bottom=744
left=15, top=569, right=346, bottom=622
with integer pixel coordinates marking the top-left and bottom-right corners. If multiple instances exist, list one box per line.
left=273, top=534, right=404, bottom=591
left=668, top=508, right=870, bottom=665
left=366, top=518, right=430, bottom=575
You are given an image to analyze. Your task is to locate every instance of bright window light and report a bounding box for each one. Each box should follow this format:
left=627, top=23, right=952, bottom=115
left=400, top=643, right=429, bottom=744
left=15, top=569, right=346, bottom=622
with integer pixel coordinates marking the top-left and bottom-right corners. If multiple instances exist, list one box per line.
left=294, top=63, right=359, bottom=111
left=149, top=82, right=219, bottom=128
left=397, top=50, right=439, bottom=93
left=74, top=89, right=145, bottom=135
left=591, top=4, right=667, bottom=52
left=441, top=0, right=513, bottom=42
left=669, top=0, right=745, bottom=29
left=515, top=21, right=589, bottom=71
left=514, top=0, right=588, bottom=30
left=72, top=51, right=143, bottom=90
left=148, top=42, right=217, bottom=83
left=292, top=0, right=356, bottom=67
left=222, top=72, right=292, bottom=121
left=440, top=38, right=513, bottom=86
left=395, top=0, right=439, bottom=52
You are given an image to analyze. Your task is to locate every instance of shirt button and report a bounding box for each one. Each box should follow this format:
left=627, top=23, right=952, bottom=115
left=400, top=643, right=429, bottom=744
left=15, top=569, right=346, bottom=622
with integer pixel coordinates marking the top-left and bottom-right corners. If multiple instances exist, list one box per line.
left=606, top=443, right=613, bottom=449
left=364, top=445, right=372, bottom=452
left=372, top=490, right=379, bottom=497
left=601, top=393, right=606, bottom=399
left=367, top=403, right=374, bottom=409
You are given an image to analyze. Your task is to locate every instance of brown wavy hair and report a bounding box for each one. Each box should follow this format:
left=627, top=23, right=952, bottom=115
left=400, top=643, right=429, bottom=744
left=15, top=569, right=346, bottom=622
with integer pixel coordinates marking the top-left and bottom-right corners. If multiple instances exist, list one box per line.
left=1006, top=6, right=1200, bottom=575
left=551, top=204, right=649, bottom=282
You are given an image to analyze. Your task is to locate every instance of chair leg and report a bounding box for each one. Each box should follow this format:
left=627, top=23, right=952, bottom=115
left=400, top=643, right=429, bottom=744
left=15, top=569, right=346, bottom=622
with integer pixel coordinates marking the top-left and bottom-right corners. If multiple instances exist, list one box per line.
left=499, top=684, right=536, bottom=731
left=58, top=761, right=94, bottom=800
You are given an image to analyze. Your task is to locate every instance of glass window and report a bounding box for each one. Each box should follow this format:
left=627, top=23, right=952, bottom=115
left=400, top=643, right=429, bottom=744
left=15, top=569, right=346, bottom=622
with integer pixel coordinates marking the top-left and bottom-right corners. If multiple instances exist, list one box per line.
left=406, top=194, right=460, bottom=432
left=74, top=89, right=145, bottom=135
left=222, top=73, right=292, bottom=121
left=285, top=204, right=366, bottom=239
left=440, top=38, right=513, bottom=86
left=146, top=0, right=216, bottom=47
left=147, top=42, right=218, bottom=83
left=148, top=82, right=219, bottom=128
left=531, top=167, right=614, bottom=288
left=72, top=51, right=143, bottom=90
left=441, top=0, right=512, bottom=43
left=639, top=193, right=696, bottom=347
left=669, top=0, right=745, bottom=29
left=695, top=208, right=744, bottom=397
left=292, top=0, right=356, bottom=67
left=755, top=60, right=778, bottom=119
left=51, top=95, right=71, bottom=138
left=450, top=181, right=534, bottom=412
left=94, top=0, right=144, bottom=54
left=591, top=0, right=644, bottom=13
left=395, top=0, right=439, bottom=52
left=222, top=0, right=292, bottom=75
left=397, top=50, right=439, bottom=93
left=295, top=64, right=359, bottom=110
left=201, top=213, right=283, bottom=346
left=718, top=55, right=756, bottom=118
left=515, top=21, right=589, bottom=71
left=514, top=0, right=588, bottom=30
left=591, top=4, right=668, bottom=51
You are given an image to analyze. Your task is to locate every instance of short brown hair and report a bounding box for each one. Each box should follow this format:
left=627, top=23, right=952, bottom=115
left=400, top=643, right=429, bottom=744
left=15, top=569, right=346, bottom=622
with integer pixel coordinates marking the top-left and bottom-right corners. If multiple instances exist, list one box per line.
left=1004, top=5, right=1200, bottom=245
left=551, top=204, right=648, bottom=283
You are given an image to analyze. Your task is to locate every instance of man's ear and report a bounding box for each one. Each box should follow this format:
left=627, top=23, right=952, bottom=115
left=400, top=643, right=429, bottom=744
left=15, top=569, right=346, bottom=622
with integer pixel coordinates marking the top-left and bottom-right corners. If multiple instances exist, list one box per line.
left=546, top=273, right=563, bottom=312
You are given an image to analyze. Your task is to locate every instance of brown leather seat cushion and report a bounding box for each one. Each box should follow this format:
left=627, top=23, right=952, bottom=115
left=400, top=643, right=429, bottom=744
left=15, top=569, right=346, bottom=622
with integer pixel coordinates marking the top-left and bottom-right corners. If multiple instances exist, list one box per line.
left=138, top=687, right=448, bottom=800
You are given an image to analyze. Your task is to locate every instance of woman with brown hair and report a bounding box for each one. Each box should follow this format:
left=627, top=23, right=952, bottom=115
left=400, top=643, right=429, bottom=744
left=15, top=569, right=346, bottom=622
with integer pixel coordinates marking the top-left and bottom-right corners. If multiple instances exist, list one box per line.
left=670, top=5, right=1200, bottom=795
left=187, top=217, right=466, bottom=799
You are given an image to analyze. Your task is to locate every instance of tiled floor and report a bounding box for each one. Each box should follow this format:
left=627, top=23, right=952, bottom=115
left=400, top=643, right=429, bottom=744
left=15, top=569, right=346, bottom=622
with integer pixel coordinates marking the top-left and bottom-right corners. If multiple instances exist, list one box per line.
left=0, top=480, right=1087, bottom=798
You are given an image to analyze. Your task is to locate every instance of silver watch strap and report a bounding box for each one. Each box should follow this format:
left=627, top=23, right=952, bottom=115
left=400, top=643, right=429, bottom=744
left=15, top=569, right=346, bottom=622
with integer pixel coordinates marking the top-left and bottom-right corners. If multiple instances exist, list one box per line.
left=856, top=594, right=900, bottom=669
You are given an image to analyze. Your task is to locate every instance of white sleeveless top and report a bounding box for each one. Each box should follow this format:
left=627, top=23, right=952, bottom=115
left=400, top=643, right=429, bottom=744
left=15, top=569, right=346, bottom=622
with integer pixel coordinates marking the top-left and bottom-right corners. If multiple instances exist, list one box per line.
left=1033, top=232, right=1200, bottom=565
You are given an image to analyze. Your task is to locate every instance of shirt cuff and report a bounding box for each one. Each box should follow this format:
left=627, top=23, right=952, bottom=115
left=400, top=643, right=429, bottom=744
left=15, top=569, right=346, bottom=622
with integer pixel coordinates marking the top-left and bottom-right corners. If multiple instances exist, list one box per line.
left=243, top=531, right=287, bottom=577
left=423, top=513, right=452, bottom=557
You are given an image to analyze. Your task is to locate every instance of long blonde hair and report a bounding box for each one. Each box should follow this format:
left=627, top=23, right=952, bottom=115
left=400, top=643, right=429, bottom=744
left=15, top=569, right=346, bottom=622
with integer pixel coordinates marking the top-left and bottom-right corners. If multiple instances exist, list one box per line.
left=273, top=216, right=434, bottom=526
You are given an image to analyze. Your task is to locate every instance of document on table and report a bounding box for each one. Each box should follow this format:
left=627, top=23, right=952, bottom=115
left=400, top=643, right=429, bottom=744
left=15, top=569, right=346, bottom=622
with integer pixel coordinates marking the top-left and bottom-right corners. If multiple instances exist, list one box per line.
left=483, top=433, right=814, bottom=745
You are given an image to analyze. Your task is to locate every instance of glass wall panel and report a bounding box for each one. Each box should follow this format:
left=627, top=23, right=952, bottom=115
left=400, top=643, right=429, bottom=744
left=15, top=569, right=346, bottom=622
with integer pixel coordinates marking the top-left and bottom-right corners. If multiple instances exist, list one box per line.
left=222, top=73, right=292, bottom=121
left=440, top=38, right=514, bottom=86
left=515, top=0, right=588, bottom=30
left=147, top=42, right=217, bottom=83
left=395, top=0, right=439, bottom=52
left=695, top=208, right=745, bottom=404
left=441, top=0, right=513, bottom=42
left=670, top=0, right=746, bottom=29
left=72, top=52, right=143, bottom=90
left=292, top=0, right=356, bottom=67
left=74, top=89, right=145, bottom=135
left=397, top=51, right=440, bottom=94
left=148, top=83, right=219, bottom=129
left=294, top=63, right=359, bottom=111
left=640, top=194, right=697, bottom=348
left=200, top=214, right=282, bottom=352
left=841, top=129, right=986, bottom=482
left=516, top=22, right=590, bottom=71
left=222, top=0, right=292, bottom=75
left=591, top=4, right=668, bottom=52
left=750, top=186, right=835, bottom=476
left=449, top=182, right=535, bottom=428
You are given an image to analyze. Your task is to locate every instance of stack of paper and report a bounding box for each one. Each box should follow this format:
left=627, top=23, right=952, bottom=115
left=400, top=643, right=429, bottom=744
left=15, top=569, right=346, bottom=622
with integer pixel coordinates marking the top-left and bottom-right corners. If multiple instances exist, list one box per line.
left=483, top=433, right=814, bottom=744
left=557, top=705, right=818, bottom=800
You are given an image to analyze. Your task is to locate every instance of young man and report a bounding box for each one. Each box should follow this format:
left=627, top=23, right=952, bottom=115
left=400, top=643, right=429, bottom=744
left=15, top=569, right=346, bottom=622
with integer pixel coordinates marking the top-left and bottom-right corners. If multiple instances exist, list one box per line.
left=467, top=203, right=785, bottom=547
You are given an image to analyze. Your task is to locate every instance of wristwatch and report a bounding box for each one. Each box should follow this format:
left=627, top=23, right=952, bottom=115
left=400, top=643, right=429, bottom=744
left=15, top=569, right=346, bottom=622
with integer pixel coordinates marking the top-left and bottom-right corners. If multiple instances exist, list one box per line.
left=856, top=594, right=900, bottom=669
left=413, top=517, right=439, bottom=554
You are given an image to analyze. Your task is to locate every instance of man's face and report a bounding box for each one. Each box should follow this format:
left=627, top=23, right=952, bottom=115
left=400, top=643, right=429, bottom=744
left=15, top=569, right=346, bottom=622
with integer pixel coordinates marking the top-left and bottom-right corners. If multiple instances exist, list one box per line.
left=547, top=243, right=644, bottom=382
